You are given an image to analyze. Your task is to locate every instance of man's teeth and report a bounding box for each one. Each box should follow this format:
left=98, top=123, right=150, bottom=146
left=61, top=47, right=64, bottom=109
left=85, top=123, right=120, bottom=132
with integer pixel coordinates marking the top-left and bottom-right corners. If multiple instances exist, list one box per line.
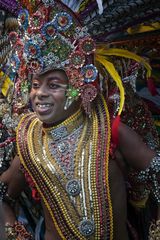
left=37, top=104, right=51, bottom=108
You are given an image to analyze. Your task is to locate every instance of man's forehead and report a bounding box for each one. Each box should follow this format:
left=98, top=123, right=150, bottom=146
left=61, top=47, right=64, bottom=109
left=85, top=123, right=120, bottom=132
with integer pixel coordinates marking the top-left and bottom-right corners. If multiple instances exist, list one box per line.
left=32, top=69, right=67, bottom=78
left=32, top=70, right=69, bottom=85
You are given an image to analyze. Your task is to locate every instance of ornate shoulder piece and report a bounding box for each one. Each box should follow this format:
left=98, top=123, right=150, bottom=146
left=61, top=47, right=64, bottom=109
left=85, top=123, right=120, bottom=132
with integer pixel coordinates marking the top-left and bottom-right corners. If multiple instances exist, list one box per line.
left=138, top=152, right=160, bottom=203
left=0, top=180, right=16, bottom=206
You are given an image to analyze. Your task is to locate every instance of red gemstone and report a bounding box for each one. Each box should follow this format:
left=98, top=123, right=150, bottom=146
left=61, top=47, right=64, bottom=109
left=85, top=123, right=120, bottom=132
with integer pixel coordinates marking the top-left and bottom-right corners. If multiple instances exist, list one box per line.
left=21, top=15, right=25, bottom=22
left=86, top=69, right=93, bottom=78
left=29, top=46, right=36, bottom=55
left=59, top=16, right=68, bottom=26
left=47, top=27, right=55, bottom=36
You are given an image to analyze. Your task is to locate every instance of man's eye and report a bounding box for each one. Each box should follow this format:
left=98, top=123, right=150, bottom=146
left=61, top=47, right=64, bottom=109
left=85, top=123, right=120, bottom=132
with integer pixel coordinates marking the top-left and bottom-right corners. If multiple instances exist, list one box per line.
left=32, top=82, right=40, bottom=88
left=49, top=83, right=60, bottom=89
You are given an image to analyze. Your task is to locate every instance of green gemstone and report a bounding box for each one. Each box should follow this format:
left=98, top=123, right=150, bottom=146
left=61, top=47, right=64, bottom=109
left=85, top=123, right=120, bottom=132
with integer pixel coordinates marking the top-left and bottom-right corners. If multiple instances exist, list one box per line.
left=84, top=43, right=93, bottom=51
left=70, top=89, right=79, bottom=97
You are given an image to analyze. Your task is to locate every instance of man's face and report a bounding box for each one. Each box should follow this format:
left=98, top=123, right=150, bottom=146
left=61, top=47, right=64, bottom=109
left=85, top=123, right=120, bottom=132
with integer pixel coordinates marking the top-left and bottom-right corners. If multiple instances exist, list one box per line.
left=30, top=69, right=78, bottom=124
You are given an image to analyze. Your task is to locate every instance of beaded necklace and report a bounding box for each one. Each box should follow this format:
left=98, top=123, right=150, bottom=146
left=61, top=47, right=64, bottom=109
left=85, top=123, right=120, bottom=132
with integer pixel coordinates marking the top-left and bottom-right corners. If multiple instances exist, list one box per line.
left=16, top=95, right=113, bottom=239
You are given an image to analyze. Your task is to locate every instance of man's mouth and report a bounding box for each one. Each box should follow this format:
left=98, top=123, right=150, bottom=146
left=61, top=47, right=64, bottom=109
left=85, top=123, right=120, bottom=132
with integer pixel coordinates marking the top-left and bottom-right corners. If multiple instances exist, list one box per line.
left=35, top=103, right=53, bottom=113
left=37, top=103, right=52, bottom=108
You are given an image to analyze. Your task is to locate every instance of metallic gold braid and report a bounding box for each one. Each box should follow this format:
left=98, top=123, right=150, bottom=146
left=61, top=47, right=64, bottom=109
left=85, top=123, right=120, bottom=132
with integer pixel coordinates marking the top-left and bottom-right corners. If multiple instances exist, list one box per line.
left=17, top=114, right=66, bottom=239
left=18, top=116, right=66, bottom=239
left=74, top=117, right=89, bottom=216
left=29, top=120, right=82, bottom=239
left=90, top=107, right=101, bottom=239
left=28, top=116, right=88, bottom=239
left=101, top=95, right=113, bottom=239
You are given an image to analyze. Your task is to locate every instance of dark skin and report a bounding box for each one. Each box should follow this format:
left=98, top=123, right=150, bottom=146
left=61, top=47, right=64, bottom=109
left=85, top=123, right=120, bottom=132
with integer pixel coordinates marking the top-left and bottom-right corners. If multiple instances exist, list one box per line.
left=0, top=70, right=156, bottom=240
left=30, top=69, right=80, bottom=125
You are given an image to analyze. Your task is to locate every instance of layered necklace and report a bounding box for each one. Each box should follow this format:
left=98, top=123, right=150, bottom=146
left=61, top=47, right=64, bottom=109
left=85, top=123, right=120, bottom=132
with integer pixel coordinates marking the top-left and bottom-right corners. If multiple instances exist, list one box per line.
left=17, top=95, right=113, bottom=240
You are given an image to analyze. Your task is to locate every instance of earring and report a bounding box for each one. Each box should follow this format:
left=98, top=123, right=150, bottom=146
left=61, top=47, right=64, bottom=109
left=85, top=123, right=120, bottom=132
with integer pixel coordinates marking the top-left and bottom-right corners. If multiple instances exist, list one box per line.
left=80, top=84, right=97, bottom=116
left=64, top=86, right=80, bottom=110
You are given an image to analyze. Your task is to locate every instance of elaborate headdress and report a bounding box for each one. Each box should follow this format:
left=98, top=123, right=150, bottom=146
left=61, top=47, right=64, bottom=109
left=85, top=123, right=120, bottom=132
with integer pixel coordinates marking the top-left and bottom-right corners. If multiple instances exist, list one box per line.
left=2, top=0, right=158, bottom=138
left=4, top=0, right=101, bottom=114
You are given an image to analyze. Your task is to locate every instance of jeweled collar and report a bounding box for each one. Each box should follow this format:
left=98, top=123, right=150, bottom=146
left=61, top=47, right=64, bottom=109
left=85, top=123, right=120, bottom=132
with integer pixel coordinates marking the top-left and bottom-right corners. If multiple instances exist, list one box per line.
left=42, top=109, right=85, bottom=141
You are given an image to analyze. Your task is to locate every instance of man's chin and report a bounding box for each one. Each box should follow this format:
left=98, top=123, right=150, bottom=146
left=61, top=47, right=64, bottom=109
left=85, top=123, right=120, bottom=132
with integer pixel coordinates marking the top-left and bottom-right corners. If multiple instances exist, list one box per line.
left=35, top=113, right=55, bottom=124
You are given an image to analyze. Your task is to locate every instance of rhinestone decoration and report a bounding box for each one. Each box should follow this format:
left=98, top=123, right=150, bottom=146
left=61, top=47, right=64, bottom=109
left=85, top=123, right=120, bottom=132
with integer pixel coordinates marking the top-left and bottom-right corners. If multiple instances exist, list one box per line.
left=10, top=55, right=20, bottom=72
left=0, top=181, right=8, bottom=201
left=25, top=40, right=41, bottom=58
left=21, top=81, right=30, bottom=94
left=81, top=64, right=98, bottom=83
left=50, top=126, right=68, bottom=141
left=66, top=87, right=80, bottom=99
left=54, top=12, right=73, bottom=32
left=81, top=84, right=97, bottom=102
left=79, top=219, right=95, bottom=237
left=27, top=58, right=43, bottom=74
left=42, top=0, right=55, bottom=7
left=30, top=8, right=47, bottom=31
left=66, top=69, right=84, bottom=88
left=9, top=31, right=18, bottom=45
left=0, top=148, right=5, bottom=167
left=42, top=22, right=56, bottom=40
left=69, top=51, right=85, bottom=69
left=18, top=9, right=29, bottom=30
left=30, top=34, right=45, bottom=47
left=43, top=34, right=73, bottom=64
left=80, top=84, right=98, bottom=115
left=48, top=126, right=82, bottom=179
left=66, top=179, right=81, bottom=197
left=43, top=53, right=59, bottom=69
left=15, top=40, right=24, bottom=54
left=79, top=37, right=95, bottom=55
left=75, top=26, right=89, bottom=40
left=137, top=153, right=160, bottom=203
left=57, top=141, right=70, bottom=154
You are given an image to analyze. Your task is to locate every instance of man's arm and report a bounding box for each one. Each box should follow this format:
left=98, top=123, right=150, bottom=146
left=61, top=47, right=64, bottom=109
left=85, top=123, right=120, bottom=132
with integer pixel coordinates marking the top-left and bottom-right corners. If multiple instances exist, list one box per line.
left=117, top=122, right=156, bottom=170
left=0, top=155, right=33, bottom=239
left=117, top=122, right=159, bottom=212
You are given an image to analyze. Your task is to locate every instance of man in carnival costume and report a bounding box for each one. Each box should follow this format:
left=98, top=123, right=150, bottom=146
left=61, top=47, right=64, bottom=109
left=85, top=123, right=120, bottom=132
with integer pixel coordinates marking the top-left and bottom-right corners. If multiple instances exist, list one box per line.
left=0, top=7, right=20, bottom=174
left=0, top=0, right=160, bottom=239
left=0, top=4, right=40, bottom=239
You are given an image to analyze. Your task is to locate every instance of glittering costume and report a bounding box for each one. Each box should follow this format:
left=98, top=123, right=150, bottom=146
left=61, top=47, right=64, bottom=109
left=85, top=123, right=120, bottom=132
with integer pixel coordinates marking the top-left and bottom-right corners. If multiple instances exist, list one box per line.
left=0, top=4, right=23, bottom=174
left=0, top=0, right=160, bottom=239
left=17, top=95, right=113, bottom=239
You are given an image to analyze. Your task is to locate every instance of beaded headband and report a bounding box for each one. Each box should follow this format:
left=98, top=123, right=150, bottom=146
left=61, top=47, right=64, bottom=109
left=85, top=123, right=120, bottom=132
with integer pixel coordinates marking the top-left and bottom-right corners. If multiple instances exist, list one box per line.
left=6, top=0, right=99, bottom=113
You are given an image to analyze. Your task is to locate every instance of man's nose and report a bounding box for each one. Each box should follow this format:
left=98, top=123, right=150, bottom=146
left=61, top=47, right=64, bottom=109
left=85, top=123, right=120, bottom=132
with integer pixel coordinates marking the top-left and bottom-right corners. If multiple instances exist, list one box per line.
left=36, top=84, right=49, bottom=97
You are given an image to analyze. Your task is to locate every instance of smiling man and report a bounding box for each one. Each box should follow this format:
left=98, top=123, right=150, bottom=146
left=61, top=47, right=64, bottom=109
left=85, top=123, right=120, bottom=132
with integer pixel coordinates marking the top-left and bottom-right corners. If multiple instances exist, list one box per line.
left=0, top=1, right=159, bottom=240
left=30, top=70, right=80, bottom=125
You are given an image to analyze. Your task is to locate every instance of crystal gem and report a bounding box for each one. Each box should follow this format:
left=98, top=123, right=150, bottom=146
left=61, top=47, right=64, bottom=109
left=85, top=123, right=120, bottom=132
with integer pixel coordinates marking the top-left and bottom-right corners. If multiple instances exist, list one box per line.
left=66, top=179, right=80, bottom=197
left=79, top=219, right=95, bottom=236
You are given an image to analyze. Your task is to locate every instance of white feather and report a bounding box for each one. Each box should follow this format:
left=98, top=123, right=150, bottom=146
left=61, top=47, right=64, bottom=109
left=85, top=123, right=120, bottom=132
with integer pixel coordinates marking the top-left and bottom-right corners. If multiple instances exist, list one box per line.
left=96, top=0, right=103, bottom=14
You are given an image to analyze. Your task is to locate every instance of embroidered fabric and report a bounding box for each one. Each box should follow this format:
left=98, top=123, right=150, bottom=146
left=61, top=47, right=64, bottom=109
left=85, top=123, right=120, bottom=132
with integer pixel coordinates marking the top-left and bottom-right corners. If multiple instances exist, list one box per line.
left=137, top=152, right=160, bottom=203
left=128, top=152, right=160, bottom=205
left=0, top=181, right=7, bottom=201
left=0, top=180, right=16, bottom=206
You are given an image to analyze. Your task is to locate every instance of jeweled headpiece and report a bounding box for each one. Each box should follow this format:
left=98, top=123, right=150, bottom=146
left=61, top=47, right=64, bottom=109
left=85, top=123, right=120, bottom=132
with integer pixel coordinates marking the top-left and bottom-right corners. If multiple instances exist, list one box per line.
left=7, top=0, right=99, bottom=113
left=3, top=0, right=153, bottom=119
